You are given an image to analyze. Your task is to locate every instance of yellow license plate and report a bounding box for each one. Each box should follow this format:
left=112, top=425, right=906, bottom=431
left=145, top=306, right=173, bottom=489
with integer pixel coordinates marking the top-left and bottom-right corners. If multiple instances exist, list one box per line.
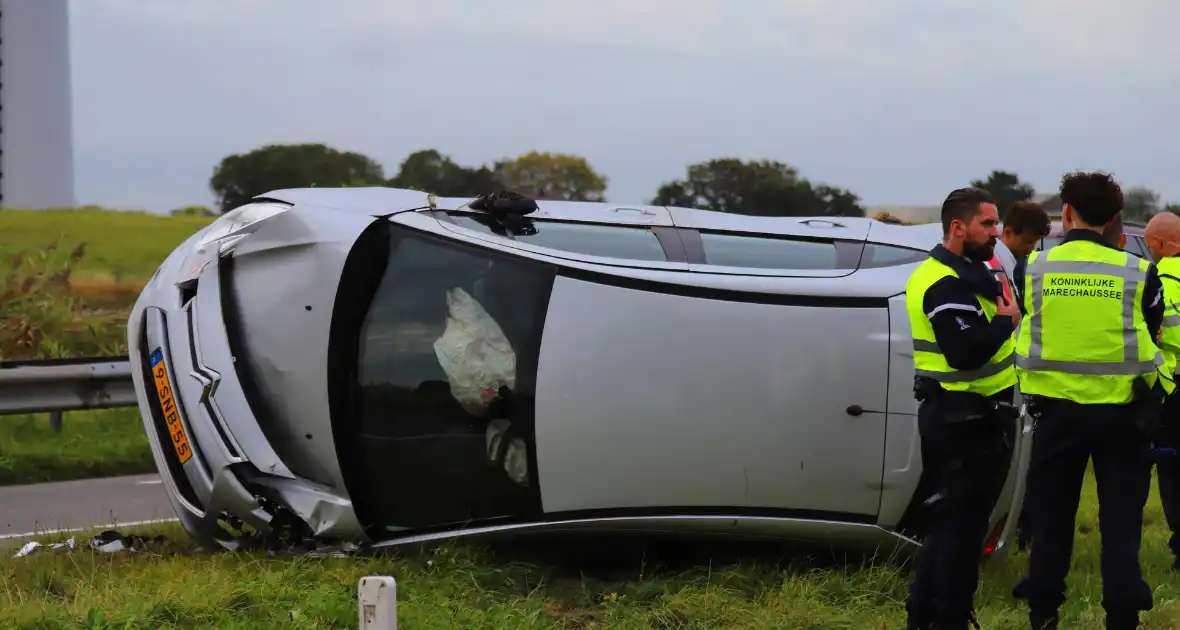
left=150, top=348, right=193, bottom=464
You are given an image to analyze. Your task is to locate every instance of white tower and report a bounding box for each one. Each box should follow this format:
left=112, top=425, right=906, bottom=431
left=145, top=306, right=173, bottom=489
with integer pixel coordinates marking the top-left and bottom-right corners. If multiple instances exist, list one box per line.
left=0, top=0, right=75, bottom=209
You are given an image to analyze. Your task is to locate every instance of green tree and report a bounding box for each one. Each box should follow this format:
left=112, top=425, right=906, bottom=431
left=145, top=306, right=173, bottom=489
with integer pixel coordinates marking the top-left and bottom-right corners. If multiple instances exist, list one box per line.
left=650, top=158, right=864, bottom=217
left=1123, top=186, right=1161, bottom=223
left=493, top=151, right=609, bottom=202
left=1165, top=203, right=1180, bottom=217
left=969, top=170, right=1036, bottom=217
left=388, top=149, right=502, bottom=197
left=209, top=143, right=386, bottom=213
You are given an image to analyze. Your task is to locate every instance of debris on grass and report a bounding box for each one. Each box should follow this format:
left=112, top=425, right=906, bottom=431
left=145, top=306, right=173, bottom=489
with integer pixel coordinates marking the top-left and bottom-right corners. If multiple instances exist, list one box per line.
left=13, top=536, right=75, bottom=558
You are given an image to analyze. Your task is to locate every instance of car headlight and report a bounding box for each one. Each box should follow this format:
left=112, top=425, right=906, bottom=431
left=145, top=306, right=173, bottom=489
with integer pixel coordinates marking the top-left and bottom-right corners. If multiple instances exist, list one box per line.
left=176, top=201, right=290, bottom=285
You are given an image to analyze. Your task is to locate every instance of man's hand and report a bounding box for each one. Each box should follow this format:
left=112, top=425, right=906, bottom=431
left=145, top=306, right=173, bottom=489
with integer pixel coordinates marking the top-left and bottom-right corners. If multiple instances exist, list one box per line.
left=996, top=294, right=1021, bottom=327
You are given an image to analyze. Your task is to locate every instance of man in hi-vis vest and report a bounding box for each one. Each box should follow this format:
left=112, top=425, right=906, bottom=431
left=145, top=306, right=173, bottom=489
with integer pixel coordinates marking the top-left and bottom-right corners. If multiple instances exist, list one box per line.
left=1142, top=211, right=1180, bottom=570
left=903, top=187, right=1022, bottom=630
left=1010, top=171, right=1166, bottom=630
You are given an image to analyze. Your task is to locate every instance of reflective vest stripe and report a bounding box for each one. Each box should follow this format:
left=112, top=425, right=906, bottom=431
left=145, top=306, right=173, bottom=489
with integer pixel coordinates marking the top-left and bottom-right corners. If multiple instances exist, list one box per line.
left=1020, top=254, right=1154, bottom=375
left=927, top=303, right=983, bottom=318
left=915, top=354, right=1016, bottom=382
left=912, top=339, right=940, bottom=353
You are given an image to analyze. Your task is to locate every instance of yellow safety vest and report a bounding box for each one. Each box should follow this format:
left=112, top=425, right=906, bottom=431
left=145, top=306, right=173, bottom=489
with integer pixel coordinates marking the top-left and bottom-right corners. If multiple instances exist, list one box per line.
left=905, top=256, right=1017, bottom=397
left=1154, top=256, right=1180, bottom=394
left=1014, top=238, right=1161, bottom=404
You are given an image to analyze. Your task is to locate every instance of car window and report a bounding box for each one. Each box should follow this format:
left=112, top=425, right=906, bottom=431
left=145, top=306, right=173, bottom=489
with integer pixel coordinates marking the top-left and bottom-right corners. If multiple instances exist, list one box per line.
left=1124, top=235, right=1147, bottom=259
left=858, top=243, right=927, bottom=269
left=448, top=215, right=668, bottom=262
left=352, top=227, right=554, bottom=529
left=698, top=231, right=852, bottom=269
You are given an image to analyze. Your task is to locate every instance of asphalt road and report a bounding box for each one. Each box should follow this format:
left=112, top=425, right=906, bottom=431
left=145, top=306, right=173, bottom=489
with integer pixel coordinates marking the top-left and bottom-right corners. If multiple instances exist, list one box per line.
left=0, top=474, right=177, bottom=541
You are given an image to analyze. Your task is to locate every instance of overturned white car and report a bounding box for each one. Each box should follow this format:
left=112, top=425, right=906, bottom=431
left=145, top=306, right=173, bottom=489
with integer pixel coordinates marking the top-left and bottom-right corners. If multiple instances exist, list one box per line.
left=127, top=187, right=1034, bottom=555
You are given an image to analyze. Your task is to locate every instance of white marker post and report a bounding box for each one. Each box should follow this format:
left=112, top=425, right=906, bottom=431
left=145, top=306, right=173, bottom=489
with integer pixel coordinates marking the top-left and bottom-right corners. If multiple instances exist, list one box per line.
left=358, top=576, right=397, bottom=629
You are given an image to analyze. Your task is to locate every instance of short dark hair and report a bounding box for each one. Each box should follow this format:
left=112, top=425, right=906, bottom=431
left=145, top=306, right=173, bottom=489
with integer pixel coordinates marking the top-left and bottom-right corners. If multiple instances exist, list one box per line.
left=1003, top=200, right=1051, bottom=237
left=1059, top=171, right=1123, bottom=227
left=940, top=187, right=996, bottom=236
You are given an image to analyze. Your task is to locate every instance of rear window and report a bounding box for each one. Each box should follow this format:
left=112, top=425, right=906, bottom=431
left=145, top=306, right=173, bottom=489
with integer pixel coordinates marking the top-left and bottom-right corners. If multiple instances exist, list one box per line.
left=859, top=243, right=927, bottom=268
left=448, top=215, right=669, bottom=261
left=1124, top=235, right=1148, bottom=258
left=699, top=231, right=853, bottom=269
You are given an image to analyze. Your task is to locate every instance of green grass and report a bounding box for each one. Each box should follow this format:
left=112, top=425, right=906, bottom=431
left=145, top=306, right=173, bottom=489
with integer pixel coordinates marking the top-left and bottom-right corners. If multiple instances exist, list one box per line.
left=0, top=206, right=210, bottom=361
left=0, top=409, right=154, bottom=486
left=0, top=207, right=212, bottom=278
left=2, top=472, right=1180, bottom=628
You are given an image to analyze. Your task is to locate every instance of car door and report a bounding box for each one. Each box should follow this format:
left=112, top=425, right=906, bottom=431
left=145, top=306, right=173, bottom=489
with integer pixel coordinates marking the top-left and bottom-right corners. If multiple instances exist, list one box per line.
left=533, top=229, right=889, bottom=521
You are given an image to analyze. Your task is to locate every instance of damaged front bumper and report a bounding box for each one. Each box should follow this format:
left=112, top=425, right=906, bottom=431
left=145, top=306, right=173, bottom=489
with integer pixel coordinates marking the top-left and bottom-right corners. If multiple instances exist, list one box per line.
left=127, top=254, right=364, bottom=551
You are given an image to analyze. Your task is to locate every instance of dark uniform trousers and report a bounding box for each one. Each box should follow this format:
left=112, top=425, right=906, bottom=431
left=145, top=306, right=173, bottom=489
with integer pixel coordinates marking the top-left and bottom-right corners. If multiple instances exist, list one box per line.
left=1012, top=398, right=1155, bottom=625
left=906, top=392, right=1015, bottom=624
left=1155, top=390, right=1180, bottom=564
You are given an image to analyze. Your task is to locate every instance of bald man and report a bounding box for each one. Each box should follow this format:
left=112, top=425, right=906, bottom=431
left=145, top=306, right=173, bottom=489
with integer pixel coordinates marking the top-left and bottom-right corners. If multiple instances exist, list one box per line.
left=1144, top=211, right=1180, bottom=569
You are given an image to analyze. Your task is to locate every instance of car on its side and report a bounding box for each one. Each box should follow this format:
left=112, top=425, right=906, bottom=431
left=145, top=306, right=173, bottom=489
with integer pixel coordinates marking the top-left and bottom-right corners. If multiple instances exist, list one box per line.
left=126, top=188, right=1033, bottom=557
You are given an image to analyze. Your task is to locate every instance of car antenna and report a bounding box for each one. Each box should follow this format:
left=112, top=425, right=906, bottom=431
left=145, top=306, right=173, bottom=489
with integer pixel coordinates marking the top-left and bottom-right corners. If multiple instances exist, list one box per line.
left=468, top=190, right=539, bottom=236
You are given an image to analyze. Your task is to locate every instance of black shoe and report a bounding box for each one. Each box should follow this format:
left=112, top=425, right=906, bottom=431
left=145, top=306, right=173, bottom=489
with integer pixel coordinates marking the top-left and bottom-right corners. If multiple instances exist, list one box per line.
left=1030, top=608, right=1059, bottom=630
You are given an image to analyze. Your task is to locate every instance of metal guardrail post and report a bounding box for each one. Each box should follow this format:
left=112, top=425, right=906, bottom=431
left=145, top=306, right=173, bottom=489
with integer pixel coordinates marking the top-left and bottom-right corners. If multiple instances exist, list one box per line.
left=50, top=410, right=63, bottom=433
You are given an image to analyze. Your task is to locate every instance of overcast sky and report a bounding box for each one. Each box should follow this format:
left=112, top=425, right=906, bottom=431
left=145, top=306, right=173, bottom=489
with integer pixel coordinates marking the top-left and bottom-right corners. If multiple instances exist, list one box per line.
left=71, top=0, right=1179, bottom=213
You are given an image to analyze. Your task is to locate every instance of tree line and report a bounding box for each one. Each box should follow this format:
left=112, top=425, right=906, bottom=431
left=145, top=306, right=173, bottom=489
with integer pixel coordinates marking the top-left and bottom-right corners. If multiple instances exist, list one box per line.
left=965, top=170, right=1180, bottom=224
left=197, top=142, right=1179, bottom=223
left=203, top=143, right=866, bottom=217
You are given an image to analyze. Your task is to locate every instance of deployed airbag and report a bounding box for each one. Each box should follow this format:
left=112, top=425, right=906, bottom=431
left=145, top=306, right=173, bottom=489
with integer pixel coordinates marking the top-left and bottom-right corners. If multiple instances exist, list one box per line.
left=432, top=287, right=517, bottom=417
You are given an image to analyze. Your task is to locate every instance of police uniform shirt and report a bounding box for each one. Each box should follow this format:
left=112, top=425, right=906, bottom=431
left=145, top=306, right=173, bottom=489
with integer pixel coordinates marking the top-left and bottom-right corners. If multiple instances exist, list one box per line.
left=1011, top=228, right=1164, bottom=340
left=923, top=244, right=1017, bottom=374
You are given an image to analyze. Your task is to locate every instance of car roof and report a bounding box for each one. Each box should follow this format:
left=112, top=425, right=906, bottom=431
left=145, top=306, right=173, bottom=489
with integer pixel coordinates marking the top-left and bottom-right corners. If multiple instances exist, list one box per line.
left=254, top=185, right=930, bottom=250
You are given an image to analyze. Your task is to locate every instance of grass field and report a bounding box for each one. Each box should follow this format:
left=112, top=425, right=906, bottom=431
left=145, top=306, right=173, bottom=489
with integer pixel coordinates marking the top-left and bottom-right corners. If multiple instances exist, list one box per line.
left=0, top=207, right=211, bottom=361
left=0, top=408, right=153, bottom=486
left=0, top=207, right=212, bottom=278
left=2, top=473, right=1180, bottom=628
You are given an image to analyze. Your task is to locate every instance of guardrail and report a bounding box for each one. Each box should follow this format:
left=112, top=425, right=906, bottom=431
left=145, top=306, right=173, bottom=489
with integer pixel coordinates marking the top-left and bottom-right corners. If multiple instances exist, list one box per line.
left=0, top=356, right=137, bottom=431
